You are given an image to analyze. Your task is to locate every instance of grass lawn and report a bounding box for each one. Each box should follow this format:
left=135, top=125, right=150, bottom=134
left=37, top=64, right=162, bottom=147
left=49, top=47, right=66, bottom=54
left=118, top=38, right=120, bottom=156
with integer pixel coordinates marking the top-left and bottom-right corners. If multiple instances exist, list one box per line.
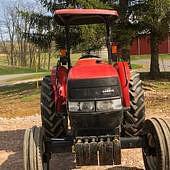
left=0, top=82, right=40, bottom=103
left=131, top=54, right=170, bottom=60
left=0, top=65, right=48, bottom=75
left=0, top=82, right=39, bottom=95
left=131, top=64, right=143, bottom=69
left=0, top=82, right=41, bottom=117
left=0, top=53, right=49, bottom=75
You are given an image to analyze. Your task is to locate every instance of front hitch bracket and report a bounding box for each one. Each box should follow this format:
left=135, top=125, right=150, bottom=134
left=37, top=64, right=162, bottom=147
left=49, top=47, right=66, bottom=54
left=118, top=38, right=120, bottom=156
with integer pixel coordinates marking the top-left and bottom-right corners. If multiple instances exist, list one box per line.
left=45, top=135, right=145, bottom=166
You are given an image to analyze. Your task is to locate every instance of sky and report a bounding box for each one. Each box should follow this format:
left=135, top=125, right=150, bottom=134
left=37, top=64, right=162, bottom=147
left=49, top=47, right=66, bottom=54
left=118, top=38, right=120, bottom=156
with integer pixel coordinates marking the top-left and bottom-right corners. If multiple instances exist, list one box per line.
left=0, top=0, right=42, bottom=17
left=0, top=0, right=11, bottom=17
left=0, top=0, right=46, bottom=40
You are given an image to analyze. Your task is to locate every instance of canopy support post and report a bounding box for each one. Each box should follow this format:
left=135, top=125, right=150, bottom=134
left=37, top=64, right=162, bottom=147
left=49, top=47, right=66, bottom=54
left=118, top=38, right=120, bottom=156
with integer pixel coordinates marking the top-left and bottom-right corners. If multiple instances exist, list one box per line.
left=66, top=25, right=71, bottom=68
left=106, top=19, right=112, bottom=64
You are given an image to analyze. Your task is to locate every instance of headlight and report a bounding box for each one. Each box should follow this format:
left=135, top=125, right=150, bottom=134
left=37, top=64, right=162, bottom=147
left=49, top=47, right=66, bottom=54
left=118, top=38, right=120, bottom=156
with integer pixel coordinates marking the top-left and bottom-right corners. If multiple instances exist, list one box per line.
left=68, top=102, right=79, bottom=112
left=96, top=99, right=122, bottom=111
left=68, top=101, right=95, bottom=112
left=80, top=101, right=95, bottom=112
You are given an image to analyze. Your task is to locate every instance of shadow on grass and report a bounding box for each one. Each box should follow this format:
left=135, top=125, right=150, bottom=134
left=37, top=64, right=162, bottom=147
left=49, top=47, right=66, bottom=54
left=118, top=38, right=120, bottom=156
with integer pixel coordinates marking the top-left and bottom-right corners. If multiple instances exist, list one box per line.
left=140, top=72, right=170, bottom=80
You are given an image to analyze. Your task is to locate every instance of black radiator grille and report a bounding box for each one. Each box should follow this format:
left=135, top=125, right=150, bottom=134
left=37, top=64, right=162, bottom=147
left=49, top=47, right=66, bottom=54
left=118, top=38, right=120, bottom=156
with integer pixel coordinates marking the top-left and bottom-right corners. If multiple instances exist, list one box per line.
left=69, top=86, right=120, bottom=100
left=68, top=77, right=121, bottom=100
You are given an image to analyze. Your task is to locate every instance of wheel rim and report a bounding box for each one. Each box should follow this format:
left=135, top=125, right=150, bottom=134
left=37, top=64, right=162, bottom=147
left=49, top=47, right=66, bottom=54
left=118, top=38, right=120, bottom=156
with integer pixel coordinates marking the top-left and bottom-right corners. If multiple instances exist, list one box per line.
left=35, top=127, right=48, bottom=170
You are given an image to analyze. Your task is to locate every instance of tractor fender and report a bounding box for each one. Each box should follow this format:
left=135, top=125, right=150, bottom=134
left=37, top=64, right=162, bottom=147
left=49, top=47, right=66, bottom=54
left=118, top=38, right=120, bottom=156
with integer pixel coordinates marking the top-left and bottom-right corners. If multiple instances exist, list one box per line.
left=114, top=62, right=130, bottom=108
left=51, top=66, right=68, bottom=112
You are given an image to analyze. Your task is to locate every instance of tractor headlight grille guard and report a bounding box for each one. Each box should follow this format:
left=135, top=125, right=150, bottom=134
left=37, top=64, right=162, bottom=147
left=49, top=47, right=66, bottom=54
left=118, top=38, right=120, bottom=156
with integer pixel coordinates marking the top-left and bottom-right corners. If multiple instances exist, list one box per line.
left=68, top=98, right=122, bottom=113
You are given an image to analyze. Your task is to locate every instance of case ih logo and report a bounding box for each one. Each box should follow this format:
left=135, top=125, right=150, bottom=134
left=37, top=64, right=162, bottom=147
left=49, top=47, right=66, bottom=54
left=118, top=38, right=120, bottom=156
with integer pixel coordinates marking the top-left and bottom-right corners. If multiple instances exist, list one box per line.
left=102, top=89, right=115, bottom=94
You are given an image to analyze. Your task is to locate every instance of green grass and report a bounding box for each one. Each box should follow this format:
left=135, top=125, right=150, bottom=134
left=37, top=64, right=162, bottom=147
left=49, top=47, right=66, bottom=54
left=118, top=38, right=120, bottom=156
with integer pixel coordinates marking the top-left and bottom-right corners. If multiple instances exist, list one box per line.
left=71, top=53, right=81, bottom=65
left=0, top=81, right=40, bottom=102
left=159, top=54, right=170, bottom=59
left=20, top=89, right=40, bottom=102
left=131, top=64, right=143, bottom=69
left=0, top=53, right=50, bottom=75
left=0, top=65, right=47, bottom=75
left=131, top=55, right=150, bottom=60
left=131, top=54, right=170, bottom=60
left=0, top=82, right=39, bottom=94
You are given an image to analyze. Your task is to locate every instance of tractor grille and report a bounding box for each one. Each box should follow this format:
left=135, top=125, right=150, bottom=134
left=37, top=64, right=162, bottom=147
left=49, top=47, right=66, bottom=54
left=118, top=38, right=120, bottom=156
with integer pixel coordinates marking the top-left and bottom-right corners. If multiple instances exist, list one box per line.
left=68, top=77, right=121, bottom=101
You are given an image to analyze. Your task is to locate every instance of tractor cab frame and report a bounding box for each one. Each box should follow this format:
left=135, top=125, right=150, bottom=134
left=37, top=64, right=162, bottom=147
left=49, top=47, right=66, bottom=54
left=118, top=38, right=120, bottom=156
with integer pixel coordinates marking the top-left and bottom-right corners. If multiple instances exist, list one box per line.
left=54, top=9, right=118, bottom=67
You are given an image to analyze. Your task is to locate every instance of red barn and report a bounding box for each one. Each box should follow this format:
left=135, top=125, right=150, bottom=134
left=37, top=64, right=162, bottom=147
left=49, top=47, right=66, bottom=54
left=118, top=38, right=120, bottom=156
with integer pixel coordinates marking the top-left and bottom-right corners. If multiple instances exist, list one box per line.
left=130, top=33, right=170, bottom=55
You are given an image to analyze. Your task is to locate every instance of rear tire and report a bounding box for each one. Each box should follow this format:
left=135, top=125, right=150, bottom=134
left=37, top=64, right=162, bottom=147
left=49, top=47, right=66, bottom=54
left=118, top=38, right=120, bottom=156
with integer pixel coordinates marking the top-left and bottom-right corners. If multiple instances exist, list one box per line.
left=122, top=71, right=145, bottom=136
left=41, top=76, right=67, bottom=138
left=143, top=118, right=170, bottom=170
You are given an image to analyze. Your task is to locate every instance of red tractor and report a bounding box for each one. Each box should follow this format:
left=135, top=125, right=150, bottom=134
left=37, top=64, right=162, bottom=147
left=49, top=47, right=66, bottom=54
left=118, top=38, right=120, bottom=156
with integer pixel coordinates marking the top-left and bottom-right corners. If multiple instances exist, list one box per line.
left=23, top=9, right=170, bottom=170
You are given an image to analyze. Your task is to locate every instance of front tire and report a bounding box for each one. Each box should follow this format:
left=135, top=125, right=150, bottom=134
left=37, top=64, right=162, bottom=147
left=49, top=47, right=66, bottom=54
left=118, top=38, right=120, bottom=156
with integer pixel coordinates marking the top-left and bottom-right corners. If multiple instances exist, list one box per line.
left=122, top=71, right=145, bottom=136
left=41, top=76, right=67, bottom=138
left=143, top=118, right=170, bottom=170
left=23, top=126, right=47, bottom=170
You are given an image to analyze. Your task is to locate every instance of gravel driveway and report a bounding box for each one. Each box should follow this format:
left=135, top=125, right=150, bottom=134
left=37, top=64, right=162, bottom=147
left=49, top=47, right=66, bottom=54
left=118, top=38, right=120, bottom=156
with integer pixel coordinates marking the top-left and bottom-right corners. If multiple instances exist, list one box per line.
left=0, top=115, right=145, bottom=170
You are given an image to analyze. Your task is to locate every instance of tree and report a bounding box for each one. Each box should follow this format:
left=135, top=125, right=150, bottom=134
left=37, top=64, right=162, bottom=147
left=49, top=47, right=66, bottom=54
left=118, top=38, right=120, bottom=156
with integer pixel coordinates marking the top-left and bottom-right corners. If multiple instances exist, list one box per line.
left=27, top=0, right=109, bottom=54
left=110, top=0, right=133, bottom=63
left=108, top=0, right=169, bottom=77
left=78, top=24, right=106, bottom=51
left=1, top=7, right=18, bottom=65
left=0, top=0, right=47, bottom=68
left=103, top=0, right=142, bottom=64
left=138, top=0, right=170, bottom=78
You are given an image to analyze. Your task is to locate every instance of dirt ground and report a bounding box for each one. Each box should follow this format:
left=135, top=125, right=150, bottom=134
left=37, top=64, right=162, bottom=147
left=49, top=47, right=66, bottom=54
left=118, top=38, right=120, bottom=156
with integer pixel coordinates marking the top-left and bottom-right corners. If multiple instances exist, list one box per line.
left=0, top=81, right=170, bottom=170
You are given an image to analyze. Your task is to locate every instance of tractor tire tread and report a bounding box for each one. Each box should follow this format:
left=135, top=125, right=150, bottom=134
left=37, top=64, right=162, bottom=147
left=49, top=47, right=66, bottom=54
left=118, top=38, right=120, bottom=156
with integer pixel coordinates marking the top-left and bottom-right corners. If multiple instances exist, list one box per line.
left=122, top=71, right=145, bottom=137
left=41, top=76, right=67, bottom=138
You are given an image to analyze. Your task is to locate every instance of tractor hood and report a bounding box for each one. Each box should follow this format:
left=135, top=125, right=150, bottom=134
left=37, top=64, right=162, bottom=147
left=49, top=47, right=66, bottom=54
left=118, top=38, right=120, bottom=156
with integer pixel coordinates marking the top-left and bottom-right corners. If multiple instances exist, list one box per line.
left=68, top=58, right=118, bottom=80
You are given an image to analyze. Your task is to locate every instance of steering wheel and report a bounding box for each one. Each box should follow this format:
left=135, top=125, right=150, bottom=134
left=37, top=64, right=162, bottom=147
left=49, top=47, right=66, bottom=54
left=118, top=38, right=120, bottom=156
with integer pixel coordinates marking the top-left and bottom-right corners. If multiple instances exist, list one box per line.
left=80, top=54, right=101, bottom=59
